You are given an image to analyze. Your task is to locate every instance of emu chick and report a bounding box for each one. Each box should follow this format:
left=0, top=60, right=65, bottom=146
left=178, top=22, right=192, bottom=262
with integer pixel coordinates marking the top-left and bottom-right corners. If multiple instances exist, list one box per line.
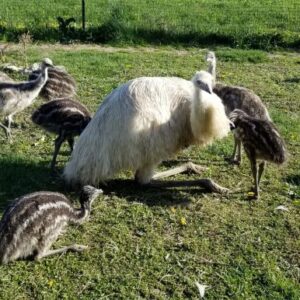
left=229, top=109, right=287, bottom=199
left=0, top=186, right=102, bottom=264
left=29, top=66, right=77, bottom=101
left=206, top=51, right=271, bottom=164
left=32, top=98, right=91, bottom=170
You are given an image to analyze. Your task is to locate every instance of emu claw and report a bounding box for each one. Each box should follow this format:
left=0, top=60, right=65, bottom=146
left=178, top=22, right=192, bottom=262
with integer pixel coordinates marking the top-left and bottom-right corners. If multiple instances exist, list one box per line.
left=225, top=157, right=241, bottom=166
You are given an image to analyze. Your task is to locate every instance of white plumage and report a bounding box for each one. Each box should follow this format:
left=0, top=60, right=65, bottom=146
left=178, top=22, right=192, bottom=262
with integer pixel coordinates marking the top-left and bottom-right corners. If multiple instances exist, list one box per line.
left=64, top=72, right=231, bottom=187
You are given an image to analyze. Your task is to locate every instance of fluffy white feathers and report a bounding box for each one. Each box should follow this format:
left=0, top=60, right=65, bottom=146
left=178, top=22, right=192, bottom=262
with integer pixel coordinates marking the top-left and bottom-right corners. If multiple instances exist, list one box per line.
left=64, top=73, right=230, bottom=186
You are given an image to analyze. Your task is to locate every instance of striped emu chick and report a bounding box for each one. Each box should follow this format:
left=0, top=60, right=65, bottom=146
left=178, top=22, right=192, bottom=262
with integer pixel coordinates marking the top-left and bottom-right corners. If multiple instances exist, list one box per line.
left=32, top=98, right=91, bottom=170
left=206, top=51, right=271, bottom=164
left=229, top=109, right=287, bottom=199
left=0, top=186, right=103, bottom=264
left=28, top=58, right=77, bottom=101
left=0, top=64, right=48, bottom=140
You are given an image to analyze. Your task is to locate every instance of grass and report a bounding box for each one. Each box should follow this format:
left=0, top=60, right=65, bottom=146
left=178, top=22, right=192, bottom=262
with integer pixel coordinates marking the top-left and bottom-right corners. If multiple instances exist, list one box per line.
left=0, top=0, right=300, bottom=49
left=0, top=44, right=299, bottom=299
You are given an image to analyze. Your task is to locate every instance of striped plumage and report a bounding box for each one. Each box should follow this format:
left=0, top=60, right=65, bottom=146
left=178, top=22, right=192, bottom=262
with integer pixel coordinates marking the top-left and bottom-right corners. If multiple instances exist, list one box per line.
left=32, top=98, right=91, bottom=170
left=206, top=51, right=271, bottom=164
left=0, top=185, right=102, bottom=264
left=28, top=62, right=77, bottom=101
left=229, top=109, right=287, bottom=198
left=213, top=83, right=270, bottom=121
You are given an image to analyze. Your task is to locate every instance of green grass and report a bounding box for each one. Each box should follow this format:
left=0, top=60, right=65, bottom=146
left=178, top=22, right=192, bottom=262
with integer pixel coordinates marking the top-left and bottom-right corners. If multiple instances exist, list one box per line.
left=0, top=0, right=300, bottom=49
left=0, top=44, right=299, bottom=299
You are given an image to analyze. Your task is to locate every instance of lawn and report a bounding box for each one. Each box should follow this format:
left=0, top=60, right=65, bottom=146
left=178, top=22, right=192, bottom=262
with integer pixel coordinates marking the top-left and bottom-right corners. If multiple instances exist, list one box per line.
left=0, top=0, right=300, bottom=49
left=0, top=44, right=299, bottom=299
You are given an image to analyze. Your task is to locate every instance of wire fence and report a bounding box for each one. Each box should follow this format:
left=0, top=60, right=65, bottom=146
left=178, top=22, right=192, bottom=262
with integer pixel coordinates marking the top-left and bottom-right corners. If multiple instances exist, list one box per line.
left=0, top=0, right=299, bottom=49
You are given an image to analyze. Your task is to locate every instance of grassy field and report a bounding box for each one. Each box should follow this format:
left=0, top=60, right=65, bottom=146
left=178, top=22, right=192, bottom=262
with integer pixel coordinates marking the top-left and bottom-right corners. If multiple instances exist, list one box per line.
left=0, top=44, right=299, bottom=299
left=0, top=0, right=300, bottom=49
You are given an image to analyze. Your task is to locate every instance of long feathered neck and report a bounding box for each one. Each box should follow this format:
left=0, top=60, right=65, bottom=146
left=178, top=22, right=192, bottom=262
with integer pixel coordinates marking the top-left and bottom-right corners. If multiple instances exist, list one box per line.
left=73, top=186, right=102, bottom=223
left=0, top=68, right=48, bottom=93
left=73, top=202, right=90, bottom=223
left=190, top=87, right=209, bottom=144
left=207, top=59, right=216, bottom=87
left=33, top=67, right=48, bottom=89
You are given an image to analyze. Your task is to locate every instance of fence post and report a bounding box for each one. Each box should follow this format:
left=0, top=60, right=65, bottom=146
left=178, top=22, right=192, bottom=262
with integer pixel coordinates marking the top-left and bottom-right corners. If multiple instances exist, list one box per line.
left=82, top=0, right=86, bottom=31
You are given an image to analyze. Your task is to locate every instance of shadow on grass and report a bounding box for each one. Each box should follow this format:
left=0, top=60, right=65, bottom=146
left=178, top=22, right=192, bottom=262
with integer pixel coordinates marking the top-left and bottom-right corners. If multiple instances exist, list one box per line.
left=0, top=156, right=64, bottom=212
left=284, top=174, right=300, bottom=186
left=283, top=77, right=300, bottom=84
left=103, top=178, right=221, bottom=207
left=1, top=24, right=300, bottom=50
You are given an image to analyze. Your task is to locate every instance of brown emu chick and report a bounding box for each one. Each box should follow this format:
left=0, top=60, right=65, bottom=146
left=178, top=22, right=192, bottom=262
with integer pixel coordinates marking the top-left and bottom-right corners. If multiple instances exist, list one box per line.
left=0, top=186, right=103, bottom=264
left=229, top=109, right=287, bottom=199
left=28, top=59, right=77, bottom=101
left=206, top=51, right=271, bottom=164
left=32, top=98, right=91, bottom=170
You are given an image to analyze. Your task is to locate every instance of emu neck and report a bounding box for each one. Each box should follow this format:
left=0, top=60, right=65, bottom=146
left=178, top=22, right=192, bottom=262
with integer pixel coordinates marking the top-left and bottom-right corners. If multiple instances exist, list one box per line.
left=73, top=203, right=90, bottom=224
left=190, top=88, right=205, bottom=142
left=207, top=61, right=216, bottom=86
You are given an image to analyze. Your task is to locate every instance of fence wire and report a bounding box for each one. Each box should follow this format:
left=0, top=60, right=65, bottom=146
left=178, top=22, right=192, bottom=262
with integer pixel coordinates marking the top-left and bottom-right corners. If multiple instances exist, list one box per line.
left=0, top=0, right=299, bottom=49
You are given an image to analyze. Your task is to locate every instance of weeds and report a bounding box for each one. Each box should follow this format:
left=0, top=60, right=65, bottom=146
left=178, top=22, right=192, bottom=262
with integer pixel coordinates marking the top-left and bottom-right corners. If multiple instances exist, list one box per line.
left=18, top=32, right=32, bottom=67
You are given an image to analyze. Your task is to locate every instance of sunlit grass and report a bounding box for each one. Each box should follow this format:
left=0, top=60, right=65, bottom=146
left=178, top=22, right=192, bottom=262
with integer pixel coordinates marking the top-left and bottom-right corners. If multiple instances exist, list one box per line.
left=0, top=44, right=299, bottom=299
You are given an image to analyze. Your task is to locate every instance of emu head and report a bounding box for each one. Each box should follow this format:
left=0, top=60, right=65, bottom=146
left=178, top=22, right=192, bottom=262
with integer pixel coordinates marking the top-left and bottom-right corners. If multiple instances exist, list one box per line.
left=205, top=51, right=216, bottom=64
left=80, top=185, right=103, bottom=211
left=229, top=109, right=248, bottom=129
left=192, top=70, right=213, bottom=94
left=40, top=58, right=53, bottom=69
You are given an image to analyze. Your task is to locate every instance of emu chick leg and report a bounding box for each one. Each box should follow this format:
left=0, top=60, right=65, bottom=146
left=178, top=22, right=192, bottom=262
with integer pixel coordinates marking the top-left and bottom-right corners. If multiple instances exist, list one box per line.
left=67, top=137, right=74, bottom=153
left=35, top=244, right=88, bottom=260
left=250, top=157, right=259, bottom=199
left=229, top=136, right=242, bottom=165
left=0, top=122, right=10, bottom=139
left=51, top=132, right=66, bottom=170
left=258, top=161, right=266, bottom=185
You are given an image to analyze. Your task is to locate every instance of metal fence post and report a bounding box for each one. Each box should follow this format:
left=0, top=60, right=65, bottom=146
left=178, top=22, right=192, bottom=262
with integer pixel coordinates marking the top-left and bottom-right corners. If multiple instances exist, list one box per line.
left=82, top=0, right=86, bottom=31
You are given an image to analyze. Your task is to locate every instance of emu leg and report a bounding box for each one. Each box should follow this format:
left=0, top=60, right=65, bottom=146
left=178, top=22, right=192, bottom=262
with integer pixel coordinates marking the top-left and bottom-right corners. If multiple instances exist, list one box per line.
left=258, top=161, right=266, bottom=185
left=148, top=162, right=227, bottom=194
left=152, top=162, right=207, bottom=180
left=236, top=139, right=242, bottom=164
left=228, top=136, right=242, bottom=165
left=0, top=122, right=10, bottom=139
left=67, top=137, right=74, bottom=153
left=35, top=244, right=88, bottom=260
left=51, top=132, right=66, bottom=170
left=250, top=157, right=259, bottom=199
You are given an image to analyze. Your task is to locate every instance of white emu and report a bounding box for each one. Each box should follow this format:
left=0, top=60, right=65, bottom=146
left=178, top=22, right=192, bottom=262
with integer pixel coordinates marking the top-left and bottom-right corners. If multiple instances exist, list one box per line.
left=64, top=71, right=231, bottom=193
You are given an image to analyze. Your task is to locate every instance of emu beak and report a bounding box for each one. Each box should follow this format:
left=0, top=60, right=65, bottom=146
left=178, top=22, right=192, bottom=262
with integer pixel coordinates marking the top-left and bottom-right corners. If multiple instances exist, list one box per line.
left=229, top=121, right=235, bottom=131
left=197, top=81, right=212, bottom=94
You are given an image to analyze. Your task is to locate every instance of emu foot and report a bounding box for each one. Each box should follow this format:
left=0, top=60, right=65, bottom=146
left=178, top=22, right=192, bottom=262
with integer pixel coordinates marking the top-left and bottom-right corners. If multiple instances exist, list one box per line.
left=246, top=188, right=259, bottom=200
left=225, top=156, right=241, bottom=166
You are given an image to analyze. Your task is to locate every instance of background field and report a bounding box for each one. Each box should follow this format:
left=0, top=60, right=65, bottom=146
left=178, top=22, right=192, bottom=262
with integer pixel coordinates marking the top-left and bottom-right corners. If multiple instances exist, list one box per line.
left=0, top=0, right=300, bottom=49
left=0, top=44, right=299, bottom=299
